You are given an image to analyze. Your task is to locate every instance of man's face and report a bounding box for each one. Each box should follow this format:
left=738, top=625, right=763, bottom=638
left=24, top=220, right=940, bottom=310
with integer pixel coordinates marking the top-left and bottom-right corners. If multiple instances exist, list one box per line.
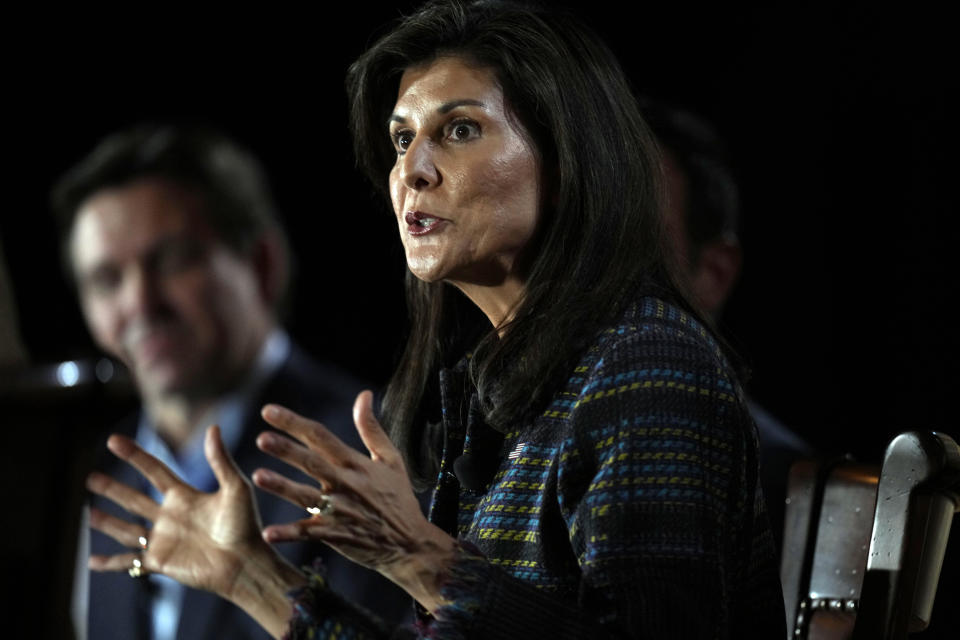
left=661, top=148, right=741, bottom=317
left=70, top=177, right=269, bottom=401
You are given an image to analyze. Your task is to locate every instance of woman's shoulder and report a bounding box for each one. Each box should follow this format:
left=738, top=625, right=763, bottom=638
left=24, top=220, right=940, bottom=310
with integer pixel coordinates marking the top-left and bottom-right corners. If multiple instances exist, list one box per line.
left=536, top=296, right=743, bottom=421
left=539, top=294, right=751, bottom=465
left=582, top=296, right=727, bottom=373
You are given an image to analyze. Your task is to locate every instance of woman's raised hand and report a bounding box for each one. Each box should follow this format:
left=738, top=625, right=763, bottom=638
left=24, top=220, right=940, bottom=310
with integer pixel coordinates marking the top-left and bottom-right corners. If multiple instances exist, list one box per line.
left=86, top=425, right=305, bottom=639
left=255, top=390, right=458, bottom=612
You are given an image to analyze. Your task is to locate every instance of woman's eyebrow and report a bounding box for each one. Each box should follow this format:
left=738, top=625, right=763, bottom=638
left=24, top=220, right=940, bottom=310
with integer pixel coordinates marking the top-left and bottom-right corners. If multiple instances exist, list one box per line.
left=388, top=99, right=485, bottom=126
left=438, top=99, right=484, bottom=113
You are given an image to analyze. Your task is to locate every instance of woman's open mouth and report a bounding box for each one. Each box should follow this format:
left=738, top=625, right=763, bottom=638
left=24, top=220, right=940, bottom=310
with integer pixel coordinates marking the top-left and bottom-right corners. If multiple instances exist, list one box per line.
left=405, top=211, right=448, bottom=236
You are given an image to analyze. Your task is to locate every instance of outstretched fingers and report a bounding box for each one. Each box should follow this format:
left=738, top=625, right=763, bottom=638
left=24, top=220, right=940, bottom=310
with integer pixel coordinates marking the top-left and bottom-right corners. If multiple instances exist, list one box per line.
left=256, top=429, right=342, bottom=490
left=204, top=424, right=247, bottom=491
left=89, top=550, right=143, bottom=573
left=260, top=518, right=322, bottom=544
left=87, top=504, right=152, bottom=576
left=86, top=471, right=159, bottom=522
left=352, top=391, right=401, bottom=466
left=107, top=434, right=182, bottom=495
left=261, top=513, right=390, bottom=552
left=88, top=506, right=150, bottom=549
left=259, top=509, right=369, bottom=546
left=252, top=466, right=328, bottom=512
left=261, top=404, right=363, bottom=466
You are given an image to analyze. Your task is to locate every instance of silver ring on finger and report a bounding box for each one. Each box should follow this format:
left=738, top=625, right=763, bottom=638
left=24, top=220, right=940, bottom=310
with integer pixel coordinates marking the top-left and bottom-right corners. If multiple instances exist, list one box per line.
left=128, top=557, right=145, bottom=579
left=306, top=494, right=335, bottom=517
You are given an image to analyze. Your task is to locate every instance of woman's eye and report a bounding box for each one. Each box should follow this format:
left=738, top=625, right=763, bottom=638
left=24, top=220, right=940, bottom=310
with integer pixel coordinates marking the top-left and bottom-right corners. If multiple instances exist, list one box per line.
left=446, top=120, right=480, bottom=142
left=393, top=131, right=414, bottom=152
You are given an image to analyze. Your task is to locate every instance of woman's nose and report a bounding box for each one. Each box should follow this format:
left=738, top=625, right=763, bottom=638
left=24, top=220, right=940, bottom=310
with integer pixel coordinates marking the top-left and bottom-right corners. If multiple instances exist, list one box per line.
left=399, top=137, right=440, bottom=190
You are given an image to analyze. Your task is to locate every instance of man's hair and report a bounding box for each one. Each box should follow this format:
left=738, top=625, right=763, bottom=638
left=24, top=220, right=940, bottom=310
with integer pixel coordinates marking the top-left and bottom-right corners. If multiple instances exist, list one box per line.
left=640, top=99, right=741, bottom=261
left=51, top=124, right=292, bottom=307
left=347, top=0, right=704, bottom=488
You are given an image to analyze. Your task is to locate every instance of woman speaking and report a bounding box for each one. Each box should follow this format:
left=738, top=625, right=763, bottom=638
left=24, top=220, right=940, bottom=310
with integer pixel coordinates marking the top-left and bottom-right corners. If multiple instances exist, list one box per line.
left=86, top=1, right=786, bottom=637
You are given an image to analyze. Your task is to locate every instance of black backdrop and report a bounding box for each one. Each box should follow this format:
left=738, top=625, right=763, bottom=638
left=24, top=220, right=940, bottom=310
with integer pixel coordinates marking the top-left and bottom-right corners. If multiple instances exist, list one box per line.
left=1, top=2, right=957, bottom=635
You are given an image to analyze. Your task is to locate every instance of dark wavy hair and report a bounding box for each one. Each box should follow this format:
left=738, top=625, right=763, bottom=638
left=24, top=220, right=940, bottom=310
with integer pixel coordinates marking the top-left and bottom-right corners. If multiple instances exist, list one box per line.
left=348, top=0, right=694, bottom=488
left=51, top=124, right=293, bottom=312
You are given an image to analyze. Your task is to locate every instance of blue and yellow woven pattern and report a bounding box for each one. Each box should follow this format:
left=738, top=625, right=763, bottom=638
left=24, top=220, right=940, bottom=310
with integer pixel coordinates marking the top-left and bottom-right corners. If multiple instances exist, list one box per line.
left=285, top=297, right=784, bottom=639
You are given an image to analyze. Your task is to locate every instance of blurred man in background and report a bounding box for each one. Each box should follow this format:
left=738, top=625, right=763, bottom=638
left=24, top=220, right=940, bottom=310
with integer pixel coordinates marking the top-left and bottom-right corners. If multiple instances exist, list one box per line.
left=54, top=125, right=410, bottom=640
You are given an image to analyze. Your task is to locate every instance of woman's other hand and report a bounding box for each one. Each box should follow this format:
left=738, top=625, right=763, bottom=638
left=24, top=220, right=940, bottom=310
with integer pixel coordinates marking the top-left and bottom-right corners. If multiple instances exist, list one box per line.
left=86, top=425, right=305, bottom=639
left=255, top=390, right=457, bottom=613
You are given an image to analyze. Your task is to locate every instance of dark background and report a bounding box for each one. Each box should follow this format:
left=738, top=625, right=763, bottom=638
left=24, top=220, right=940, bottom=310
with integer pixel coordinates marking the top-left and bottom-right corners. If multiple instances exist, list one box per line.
left=1, top=2, right=957, bottom=636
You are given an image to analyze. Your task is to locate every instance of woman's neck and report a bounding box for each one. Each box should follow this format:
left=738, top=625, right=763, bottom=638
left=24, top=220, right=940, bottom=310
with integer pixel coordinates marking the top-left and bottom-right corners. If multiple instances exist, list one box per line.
left=451, top=276, right=526, bottom=335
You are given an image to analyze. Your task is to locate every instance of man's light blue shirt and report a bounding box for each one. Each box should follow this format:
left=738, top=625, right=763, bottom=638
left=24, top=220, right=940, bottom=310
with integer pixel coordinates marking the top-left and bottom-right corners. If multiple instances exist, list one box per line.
left=135, top=330, right=290, bottom=640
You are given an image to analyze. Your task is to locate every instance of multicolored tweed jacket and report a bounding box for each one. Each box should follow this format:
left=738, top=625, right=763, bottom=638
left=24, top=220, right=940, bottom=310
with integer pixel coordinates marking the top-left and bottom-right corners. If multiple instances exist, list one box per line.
left=285, top=297, right=786, bottom=639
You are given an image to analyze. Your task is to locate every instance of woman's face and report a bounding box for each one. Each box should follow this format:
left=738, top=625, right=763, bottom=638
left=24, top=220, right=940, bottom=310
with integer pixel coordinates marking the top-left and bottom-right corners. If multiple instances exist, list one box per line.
left=388, top=57, right=541, bottom=292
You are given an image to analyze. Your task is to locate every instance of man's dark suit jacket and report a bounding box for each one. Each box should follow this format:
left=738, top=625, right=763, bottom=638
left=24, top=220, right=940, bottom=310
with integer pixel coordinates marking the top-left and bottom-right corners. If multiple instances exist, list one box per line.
left=87, top=345, right=413, bottom=639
